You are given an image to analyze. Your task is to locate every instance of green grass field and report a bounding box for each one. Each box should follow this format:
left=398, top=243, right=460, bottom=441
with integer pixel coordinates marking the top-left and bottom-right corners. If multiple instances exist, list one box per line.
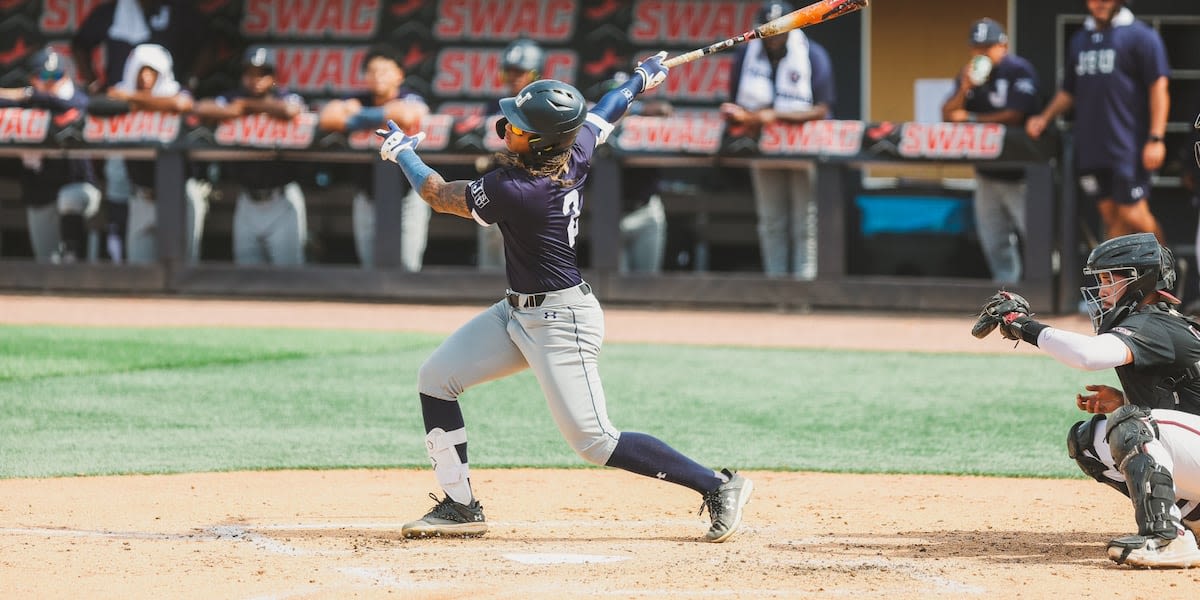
left=0, top=324, right=1115, bottom=479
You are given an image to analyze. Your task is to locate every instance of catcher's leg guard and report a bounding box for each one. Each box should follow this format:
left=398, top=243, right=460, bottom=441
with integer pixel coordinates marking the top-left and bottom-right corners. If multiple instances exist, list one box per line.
left=1068, top=415, right=1128, bottom=497
left=1106, top=405, right=1178, bottom=539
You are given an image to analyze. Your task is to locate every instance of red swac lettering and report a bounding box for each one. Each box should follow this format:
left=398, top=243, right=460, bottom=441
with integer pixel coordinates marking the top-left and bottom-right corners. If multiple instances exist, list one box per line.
left=435, top=0, right=575, bottom=41
left=419, top=113, right=453, bottom=150
left=759, top=120, right=863, bottom=157
left=0, top=108, right=50, bottom=142
left=83, top=112, right=180, bottom=143
left=616, top=116, right=721, bottom=153
left=630, top=0, right=753, bottom=44
left=897, top=123, right=1004, bottom=159
left=657, top=56, right=732, bottom=102
left=542, top=51, right=577, bottom=84
left=40, top=0, right=107, bottom=34
left=274, top=47, right=368, bottom=94
left=215, top=113, right=316, bottom=148
left=242, top=0, right=380, bottom=38
left=433, top=49, right=503, bottom=97
left=438, top=102, right=486, bottom=120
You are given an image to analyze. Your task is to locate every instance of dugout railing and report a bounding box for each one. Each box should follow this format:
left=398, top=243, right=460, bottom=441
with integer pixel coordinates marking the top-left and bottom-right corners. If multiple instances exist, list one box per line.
left=0, top=112, right=1064, bottom=314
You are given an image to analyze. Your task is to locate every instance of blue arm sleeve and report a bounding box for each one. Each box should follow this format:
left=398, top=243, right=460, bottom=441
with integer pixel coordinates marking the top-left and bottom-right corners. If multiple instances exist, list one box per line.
left=394, top=150, right=434, bottom=193
left=345, top=106, right=386, bottom=131
left=589, top=74, right=645, bottom=124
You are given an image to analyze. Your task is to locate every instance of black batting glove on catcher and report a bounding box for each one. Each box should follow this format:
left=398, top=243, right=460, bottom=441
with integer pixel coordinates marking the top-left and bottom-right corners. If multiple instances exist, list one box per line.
left=971, top=291, right=1048, bottom=346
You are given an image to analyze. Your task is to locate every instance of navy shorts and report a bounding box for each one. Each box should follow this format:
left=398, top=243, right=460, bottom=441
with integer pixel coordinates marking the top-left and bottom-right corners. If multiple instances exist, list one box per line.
left=1077, top=168, right=1151, bottom=205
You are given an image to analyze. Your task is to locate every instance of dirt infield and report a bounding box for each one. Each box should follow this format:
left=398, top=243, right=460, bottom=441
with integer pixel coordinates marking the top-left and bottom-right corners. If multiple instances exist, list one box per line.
left=3, top=294, right=1199, bottom=599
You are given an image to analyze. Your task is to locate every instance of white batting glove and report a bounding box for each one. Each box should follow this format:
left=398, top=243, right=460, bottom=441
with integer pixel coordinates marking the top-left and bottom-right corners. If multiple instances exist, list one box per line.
left=375, top=120, right=426, bottom=163
left=634, top=51, right=669, bottom=92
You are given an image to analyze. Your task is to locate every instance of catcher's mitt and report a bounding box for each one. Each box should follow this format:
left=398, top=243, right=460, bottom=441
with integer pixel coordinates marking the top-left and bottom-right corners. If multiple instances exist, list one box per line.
left=971, top=291, right=1031, bottom=340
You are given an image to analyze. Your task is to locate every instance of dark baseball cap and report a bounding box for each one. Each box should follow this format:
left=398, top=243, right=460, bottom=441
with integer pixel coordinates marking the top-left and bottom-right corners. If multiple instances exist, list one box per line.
left=363, top=43, right=402, bottom=71
left=28, top=47, right=67, bottom=80
left=502, top=39, right=544, bottom=73
left=242, top=46, right=276, bottom=73
left=968, top=18, right=1008, bottom=46
left=756, top=0, right=795, bottom=26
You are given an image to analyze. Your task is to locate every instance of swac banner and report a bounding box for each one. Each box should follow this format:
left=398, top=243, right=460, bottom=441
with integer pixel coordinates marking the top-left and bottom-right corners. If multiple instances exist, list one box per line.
left=18, top=0, right=866, bottom=111
left=83, top=111, right=181, bottom=145
left=0, top=107, right=51, bottom=144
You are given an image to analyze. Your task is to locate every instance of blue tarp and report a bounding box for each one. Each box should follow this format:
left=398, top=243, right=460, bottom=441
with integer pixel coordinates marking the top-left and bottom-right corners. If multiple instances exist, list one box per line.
left=855, top=195, right=972, bottom=237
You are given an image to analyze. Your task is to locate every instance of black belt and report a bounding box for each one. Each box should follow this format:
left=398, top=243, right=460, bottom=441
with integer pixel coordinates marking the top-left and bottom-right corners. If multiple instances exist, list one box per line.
left=507, top=282, right=591, bottom=309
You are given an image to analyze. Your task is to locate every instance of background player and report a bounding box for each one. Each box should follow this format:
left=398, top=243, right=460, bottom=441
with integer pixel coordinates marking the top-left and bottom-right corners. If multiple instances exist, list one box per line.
left=0, top=48, right=99, bottom=264
left=375, top=53, right=752, bottom=543
left=719, top=0, right=836, bottom=279
left=472, top=38, right=545, bottom=271
left=1025, top=0, right=1170, bottom=244
left=318, top=44, right=429, bottom=270
left=974, top=232, right=1200, bottom=567
left=941, top=18, right=1041, bottom=284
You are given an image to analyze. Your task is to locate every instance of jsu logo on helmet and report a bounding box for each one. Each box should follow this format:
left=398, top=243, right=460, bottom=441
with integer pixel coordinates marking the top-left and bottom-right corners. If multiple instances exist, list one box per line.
left=515, top=91, right=533, bottom=107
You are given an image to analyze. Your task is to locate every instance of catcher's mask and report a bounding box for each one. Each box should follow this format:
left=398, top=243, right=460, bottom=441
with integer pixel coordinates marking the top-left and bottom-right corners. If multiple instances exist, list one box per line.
left=495, top=79, right=586, bottom=158
left=1081, top=233, right=1176, bottom=333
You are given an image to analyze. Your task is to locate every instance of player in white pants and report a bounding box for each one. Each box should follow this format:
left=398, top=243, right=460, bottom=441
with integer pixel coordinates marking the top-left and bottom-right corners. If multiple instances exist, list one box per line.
left=977, top=232, right=1200, bottom=568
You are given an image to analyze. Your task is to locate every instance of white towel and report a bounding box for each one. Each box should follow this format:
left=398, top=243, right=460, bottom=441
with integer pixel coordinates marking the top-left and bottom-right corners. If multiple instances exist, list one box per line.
left=113, top=43, right=180, bottom=96
left=107, top=0, right=151, bottom=45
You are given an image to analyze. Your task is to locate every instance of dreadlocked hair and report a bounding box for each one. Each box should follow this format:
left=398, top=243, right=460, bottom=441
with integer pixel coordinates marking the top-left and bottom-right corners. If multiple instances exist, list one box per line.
left=493, top=150, right=576, bottom=187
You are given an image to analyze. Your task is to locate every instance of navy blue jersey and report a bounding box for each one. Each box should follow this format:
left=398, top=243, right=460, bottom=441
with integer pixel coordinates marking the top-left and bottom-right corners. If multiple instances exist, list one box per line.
left=1062, top=16, right=1170, bottom=172
left=957, top=54, right=1041, bottom=179
left=468, top=123, right=603, bottom=293
left=727, top=38, right=836, bottom=114
left=72, top=1, right=205, bottom=90
left=213, top=87, right=306, bottom=190
left=960, top=55, right=1041, bottom=118
left=14, top=85, right=94, bottom=207
left=1108, top=304, right=1200, bottom=415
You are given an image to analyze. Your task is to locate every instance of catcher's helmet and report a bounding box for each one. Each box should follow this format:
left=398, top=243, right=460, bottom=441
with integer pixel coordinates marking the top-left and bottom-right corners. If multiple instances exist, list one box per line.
left=1081, top=233, right=1176, bottom=333
left=496, top=79, right=587, bottom=156
left=502, top=38, right=544, bottom=74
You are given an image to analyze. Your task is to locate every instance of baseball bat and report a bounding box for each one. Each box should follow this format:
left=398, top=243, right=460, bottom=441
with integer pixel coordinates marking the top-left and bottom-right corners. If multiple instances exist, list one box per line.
left=662, top=0, right=869, bottom=68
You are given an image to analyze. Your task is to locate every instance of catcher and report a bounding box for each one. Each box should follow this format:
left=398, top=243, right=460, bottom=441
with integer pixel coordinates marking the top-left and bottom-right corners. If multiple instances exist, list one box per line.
left=973, top=232, right=1200, bottom=568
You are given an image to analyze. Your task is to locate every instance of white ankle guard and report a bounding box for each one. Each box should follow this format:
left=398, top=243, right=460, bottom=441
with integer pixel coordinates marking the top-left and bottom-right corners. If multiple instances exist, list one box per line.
left=426, top=427, right=469, bottom=489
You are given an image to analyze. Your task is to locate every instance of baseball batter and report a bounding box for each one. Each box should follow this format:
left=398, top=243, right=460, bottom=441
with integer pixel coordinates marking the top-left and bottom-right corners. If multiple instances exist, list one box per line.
left=375, top=52, right=752, bottom=542
left=974, top=233, right=1200, bottom=568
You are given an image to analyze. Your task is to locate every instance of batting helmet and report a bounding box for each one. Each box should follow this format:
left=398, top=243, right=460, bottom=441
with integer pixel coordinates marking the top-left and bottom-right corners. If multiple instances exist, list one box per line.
left=496, top=79, right=587, bottom=156
left=1081, top=233, right=1176, bottom=333
left=756, top=0, right=795, bottom=25
left=502, top=38, right=544, bottom=74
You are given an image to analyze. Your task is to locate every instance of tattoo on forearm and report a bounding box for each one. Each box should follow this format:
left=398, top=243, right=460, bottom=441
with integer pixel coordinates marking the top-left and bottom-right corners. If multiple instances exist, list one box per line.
left=420, top=176, right=472, bottom=219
